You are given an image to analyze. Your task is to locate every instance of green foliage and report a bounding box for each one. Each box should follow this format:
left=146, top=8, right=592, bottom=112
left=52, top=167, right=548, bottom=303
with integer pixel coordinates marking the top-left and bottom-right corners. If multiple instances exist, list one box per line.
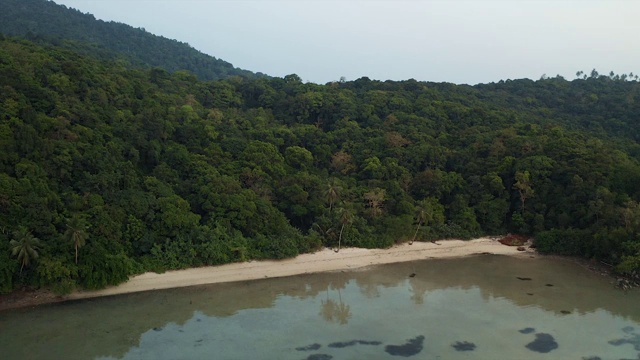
left=0, top=0, right=264, bottom=81
left=534, top=229, right=594, bottom=256
left=0, top=235, right=17, bottom=293
left=2, top=36, right=640, bottom=296
left=36, top=257, right=77, bottom=295
left=10, top=227, right=42, bottom=272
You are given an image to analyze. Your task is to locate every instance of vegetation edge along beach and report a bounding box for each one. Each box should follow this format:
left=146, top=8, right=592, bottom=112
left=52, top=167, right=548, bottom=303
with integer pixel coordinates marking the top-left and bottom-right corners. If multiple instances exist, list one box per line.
left=1, top=237, right=533, bottom=310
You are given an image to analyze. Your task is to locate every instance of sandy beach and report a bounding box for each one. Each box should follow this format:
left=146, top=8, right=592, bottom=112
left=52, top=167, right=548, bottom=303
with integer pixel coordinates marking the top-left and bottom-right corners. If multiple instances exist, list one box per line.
left=70, top=237, right=530, bottom=299
left=1, top=238, right=532, bottom=310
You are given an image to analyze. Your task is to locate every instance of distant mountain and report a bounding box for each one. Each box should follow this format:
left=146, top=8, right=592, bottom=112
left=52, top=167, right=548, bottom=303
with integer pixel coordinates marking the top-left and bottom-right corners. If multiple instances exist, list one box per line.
left=0, top=0, right=266, bottom=80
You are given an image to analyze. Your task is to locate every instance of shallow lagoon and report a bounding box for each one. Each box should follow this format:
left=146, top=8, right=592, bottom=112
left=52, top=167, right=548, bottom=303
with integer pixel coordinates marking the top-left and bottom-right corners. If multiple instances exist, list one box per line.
left=1, top=254, right=639, bottom=359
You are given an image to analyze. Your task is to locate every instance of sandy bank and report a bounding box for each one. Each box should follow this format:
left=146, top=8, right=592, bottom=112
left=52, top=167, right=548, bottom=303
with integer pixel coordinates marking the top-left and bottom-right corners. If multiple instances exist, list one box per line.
left=69, top=237, right=530, bottom=299
left=0, top=238, right=532, bottom=310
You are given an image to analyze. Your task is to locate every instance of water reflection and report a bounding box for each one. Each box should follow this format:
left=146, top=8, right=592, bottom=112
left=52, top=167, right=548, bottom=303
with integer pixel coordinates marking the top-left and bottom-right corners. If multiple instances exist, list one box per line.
left=319, top=287, right=351, bottom=325
left=0, top=255, right=639, bottom=360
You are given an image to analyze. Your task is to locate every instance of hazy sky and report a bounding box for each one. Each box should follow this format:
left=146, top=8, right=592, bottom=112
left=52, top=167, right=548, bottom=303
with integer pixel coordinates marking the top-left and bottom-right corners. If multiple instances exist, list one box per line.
left=52, top=0, right=640, bottom=85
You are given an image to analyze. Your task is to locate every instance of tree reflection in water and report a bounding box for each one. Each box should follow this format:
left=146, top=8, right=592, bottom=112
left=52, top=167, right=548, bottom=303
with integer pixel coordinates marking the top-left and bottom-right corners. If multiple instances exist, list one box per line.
left=320, top=284, right=351, bottom=325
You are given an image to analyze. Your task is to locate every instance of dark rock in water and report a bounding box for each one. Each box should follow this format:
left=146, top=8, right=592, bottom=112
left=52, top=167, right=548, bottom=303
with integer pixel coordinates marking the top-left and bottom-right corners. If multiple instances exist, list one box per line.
left=385, top=335, right=425, bottom=357
left=526, top=293, right=534, bottom=296
left=560, top=310, right=571, bottom=315
left=306, top=354, right=333, bottom=360
left=608, top=331, right=640, bottom=351
left=296, top=343, right=321, bottom=351
left=409, top=273, right=416, bottom=278
left=519, top=327, right=535, bottom=334
left=622, top=326, right=636, bottom=334
left=358, top=340, right=382, bottom=346
left=451, top=341, right=476, bottom=351
left=328, top=340, right=381, bottom=348
left=516, top=277, right=532, bottom=281
left=581, top=356, right=602, bottom=360
left=328, top=340, right=357, bottom=348
left=545, top=283, right=554, bottom=287
left=153, top=327, right=162, bottom=332
left=526, top=333, right=558, bottom=353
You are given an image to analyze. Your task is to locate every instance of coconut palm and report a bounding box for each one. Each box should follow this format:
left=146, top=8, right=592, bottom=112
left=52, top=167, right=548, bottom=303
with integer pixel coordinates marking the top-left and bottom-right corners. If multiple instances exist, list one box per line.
left=335, top=206, right=353, bottom=253
left=410, top=200, right=432, bottom=245
left=325, top=178, right=342, bottom=211
left=10, top=227, right=42, bottom=273
left=65, top=215, right=89, bottom=264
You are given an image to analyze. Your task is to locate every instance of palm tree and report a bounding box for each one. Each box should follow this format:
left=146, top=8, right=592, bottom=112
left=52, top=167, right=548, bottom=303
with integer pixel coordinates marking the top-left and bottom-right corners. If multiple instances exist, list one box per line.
left=335, top=206, right=353, bottom=253
left=10, top=227, right=42, bottom=273
left=65, top=215, right=89, bottom=264
left=325, top=178, right=342, bottom=211
left=410, top=200, right=432, bottom=245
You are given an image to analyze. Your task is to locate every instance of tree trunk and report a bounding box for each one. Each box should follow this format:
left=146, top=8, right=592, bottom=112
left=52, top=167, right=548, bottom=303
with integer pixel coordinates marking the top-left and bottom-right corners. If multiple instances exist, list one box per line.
left=336, top=223, right=345, bottom=253
left=410, top=222, right=421, bottom=245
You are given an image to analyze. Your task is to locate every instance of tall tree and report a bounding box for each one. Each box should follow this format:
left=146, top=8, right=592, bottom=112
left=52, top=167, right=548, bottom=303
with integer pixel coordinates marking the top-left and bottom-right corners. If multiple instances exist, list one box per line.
left=10, top=227, right=42, bottom=273
left=513, top=171, right=534, bottom=214
left=64, top=216, right=89, bottom=264
left=325, top=178, right=342, bottom=211
left=335, top=206, right=354, bottom=253
left=364, top=188, right=386, bottom=218
left=411, top=200, right=432, bottom=245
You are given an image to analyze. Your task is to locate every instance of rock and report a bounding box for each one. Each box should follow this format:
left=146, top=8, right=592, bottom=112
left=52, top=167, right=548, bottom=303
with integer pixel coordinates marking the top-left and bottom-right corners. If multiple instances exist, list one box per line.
left=525, top=333, right=558, bottom=353
left=385, top=335, right=425, bottom=357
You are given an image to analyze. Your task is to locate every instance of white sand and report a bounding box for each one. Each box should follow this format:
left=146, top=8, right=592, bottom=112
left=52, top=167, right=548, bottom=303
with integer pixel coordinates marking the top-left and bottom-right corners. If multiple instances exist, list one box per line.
left=67, top=238, right=530, bottom=300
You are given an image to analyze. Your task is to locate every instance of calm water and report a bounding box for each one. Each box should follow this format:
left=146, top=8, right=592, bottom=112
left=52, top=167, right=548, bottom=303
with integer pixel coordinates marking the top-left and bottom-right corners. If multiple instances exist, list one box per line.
left=1, top=255, right=639, bottom=360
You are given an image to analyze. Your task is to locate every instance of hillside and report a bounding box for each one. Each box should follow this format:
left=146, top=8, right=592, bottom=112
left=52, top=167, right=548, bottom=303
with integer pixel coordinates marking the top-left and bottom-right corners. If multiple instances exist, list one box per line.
left=1, top=37, right=639, bottom=294
left=0, top=0, right=265, bottom=80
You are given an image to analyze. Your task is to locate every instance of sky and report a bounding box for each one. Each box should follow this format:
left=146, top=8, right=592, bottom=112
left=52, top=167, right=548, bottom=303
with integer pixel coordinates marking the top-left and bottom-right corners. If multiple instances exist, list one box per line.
left=52, top=0, right=640, bottom=85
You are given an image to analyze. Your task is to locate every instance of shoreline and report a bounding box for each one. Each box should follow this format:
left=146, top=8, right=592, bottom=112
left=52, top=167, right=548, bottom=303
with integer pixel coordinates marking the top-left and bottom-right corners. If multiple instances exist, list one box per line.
left=0, top=238, right=532, bottom=311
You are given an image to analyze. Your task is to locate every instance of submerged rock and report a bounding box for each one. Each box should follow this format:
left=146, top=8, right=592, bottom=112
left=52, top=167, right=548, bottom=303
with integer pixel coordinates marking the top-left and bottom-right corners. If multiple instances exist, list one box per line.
left=296, top=343, right=321, bottom=351
left=516, top=277, right=532, bottom=281
left=608, top=325, right=640, bottom=351
left=451, top=341, right=476, bottom=351
left=622, top=326, right=636, bottom=334
left=306, top=354, right=332, bottom=360
left=328, top=340, right=381, bottom=348
left=385, top=335, right=425, bottom=357
left=519, top=327, right=535, bottom=334
left=525, top=333, right=558, bottom=353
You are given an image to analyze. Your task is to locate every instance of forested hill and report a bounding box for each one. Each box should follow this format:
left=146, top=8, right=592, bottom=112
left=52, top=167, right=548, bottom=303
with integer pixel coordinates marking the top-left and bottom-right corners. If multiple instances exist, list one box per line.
left=1, top=37, right=640, bottom=295
left=0, top=0, right=265, bottom=80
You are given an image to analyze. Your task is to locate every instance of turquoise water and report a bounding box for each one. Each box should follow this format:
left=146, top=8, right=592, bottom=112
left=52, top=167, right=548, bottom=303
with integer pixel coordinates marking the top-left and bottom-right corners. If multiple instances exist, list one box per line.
left=1, top=255, right=639, bottom=359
